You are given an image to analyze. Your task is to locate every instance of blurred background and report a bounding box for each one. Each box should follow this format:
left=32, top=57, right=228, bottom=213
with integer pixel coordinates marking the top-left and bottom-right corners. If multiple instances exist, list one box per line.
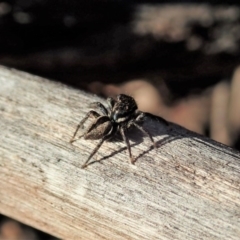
left=0, top=0, right=240, bottom=239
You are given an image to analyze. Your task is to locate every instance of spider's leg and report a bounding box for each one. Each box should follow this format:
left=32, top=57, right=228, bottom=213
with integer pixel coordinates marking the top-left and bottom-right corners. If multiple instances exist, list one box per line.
left=132, top=122, right=157, bottom=149
left=107, top=97, right=116, bottom=109
left=81, top=137, right=106, bottom=168
left=70, top=110, right=100, bottom=143
left=89, top=102, right=108, bottom=115
left=120, top=127, right=134, bottom=164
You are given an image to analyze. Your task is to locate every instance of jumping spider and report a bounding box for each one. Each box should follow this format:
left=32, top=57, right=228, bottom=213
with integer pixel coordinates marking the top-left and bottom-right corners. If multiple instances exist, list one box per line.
left=70, top=94, right=168, bottom=168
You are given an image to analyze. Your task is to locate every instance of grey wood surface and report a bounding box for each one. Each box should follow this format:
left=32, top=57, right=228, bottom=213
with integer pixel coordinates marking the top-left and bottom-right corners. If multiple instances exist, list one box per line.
left=0, top=65, right=240, bottom=240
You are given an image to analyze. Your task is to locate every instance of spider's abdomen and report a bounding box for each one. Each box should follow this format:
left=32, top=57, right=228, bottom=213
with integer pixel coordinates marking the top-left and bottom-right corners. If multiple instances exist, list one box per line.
left=84, top=116, right=113, bottom=140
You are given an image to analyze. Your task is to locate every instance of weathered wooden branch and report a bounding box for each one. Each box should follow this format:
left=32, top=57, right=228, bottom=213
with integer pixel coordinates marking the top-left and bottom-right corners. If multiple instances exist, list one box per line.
left=0, top=65, right=240, bottom=240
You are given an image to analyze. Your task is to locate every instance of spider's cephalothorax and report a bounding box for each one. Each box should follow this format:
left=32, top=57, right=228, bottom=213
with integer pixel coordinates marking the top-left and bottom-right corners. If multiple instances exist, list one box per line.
left=70, top=94, right=168, bottom=168
left=110, top=94, right=138, bottom=123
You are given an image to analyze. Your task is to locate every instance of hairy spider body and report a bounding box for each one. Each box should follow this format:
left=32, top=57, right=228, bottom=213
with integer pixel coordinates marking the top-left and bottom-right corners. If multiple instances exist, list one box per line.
left=70, top=94, right=168, bottom=168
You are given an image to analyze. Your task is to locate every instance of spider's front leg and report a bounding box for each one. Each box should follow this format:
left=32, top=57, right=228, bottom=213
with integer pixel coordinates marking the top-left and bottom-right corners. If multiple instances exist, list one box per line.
left=70, top=110, right=100, bottom=143
left=120, top=127, right=135, bottom=164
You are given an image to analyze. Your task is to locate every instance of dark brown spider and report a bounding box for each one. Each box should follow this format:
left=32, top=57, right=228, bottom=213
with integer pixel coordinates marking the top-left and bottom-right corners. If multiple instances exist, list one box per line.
left=70, top=94, right=168, bottom=168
